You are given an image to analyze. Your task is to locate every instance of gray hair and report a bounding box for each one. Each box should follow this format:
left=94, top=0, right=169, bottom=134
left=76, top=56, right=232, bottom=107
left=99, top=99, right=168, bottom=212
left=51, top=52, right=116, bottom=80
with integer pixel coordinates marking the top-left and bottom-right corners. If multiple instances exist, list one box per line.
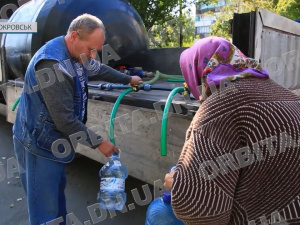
left=68, top=13, right=105, bottom=39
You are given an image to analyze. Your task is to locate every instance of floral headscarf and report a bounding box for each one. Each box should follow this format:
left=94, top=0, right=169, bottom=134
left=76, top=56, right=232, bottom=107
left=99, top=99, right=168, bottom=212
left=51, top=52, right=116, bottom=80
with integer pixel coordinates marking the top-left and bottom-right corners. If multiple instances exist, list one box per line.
left=179, top=36, right=269, bottom=100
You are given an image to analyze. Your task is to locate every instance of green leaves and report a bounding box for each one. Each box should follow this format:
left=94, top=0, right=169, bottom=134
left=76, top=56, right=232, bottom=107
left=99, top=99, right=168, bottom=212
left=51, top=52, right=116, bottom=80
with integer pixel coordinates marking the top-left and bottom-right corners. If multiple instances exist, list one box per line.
left=148, top=13, right=195, bottom=48
left=276, top=0, right=300, bottom=20
left=129, top=0, right=197, bottom=30
left=207, top=0, right=299, bottom=39
left=129, top=0, right=300, bottom=47
left=129, top=0, right=196, bottom=47
left=129, top=0, right=179, bottom=30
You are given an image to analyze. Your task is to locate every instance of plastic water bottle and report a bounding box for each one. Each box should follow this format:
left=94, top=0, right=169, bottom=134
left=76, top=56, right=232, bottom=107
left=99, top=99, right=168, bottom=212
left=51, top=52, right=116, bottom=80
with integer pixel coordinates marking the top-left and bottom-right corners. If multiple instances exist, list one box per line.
left=97, top=153, right=128, bottom=210
left=145, top=166, right=184, bottom=225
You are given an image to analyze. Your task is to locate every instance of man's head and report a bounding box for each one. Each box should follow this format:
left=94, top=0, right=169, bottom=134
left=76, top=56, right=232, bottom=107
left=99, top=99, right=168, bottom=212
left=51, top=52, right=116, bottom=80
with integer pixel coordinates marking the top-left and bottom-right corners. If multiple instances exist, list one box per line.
left=65, top=14, right=106, bottom=63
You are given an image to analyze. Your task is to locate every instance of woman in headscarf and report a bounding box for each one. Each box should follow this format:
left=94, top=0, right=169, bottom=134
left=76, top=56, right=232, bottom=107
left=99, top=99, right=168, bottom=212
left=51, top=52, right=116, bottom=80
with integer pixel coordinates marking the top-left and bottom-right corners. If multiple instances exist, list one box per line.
left=164, top=36, right=300, bottom=224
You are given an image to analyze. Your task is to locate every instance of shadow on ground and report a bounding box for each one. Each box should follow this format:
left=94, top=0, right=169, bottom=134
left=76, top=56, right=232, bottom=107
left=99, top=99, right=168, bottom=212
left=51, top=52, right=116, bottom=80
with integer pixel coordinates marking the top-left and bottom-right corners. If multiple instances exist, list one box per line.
left=0, top=116, right=154, bottom=225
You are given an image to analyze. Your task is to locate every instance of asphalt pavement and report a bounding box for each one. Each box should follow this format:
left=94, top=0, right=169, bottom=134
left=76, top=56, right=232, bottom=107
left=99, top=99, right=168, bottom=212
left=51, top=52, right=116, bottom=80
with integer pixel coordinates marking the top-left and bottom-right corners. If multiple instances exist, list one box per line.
left=0, top=115, right=152, bottom=225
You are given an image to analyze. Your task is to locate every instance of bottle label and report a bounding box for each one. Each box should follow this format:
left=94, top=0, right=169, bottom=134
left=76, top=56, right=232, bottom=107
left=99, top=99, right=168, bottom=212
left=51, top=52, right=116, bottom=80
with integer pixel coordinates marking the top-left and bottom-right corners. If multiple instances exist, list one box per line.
left=113, top=160, right=122, bottom=166
left=100, top=178, right=125, bottom=191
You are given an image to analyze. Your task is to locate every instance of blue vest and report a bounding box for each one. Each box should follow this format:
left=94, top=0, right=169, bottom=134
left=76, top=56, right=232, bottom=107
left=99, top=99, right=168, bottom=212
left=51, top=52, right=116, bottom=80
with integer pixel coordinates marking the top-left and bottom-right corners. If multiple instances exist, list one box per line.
left=13, top=36, right=87, bottom=163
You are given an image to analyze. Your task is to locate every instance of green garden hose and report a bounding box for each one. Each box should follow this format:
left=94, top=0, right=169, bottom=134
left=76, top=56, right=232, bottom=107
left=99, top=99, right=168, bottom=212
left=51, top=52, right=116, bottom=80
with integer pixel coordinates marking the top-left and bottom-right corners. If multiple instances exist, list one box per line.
left=159, top=71, right=183, bottom=79
left=108, top=84, right=185, bottom=157
left=143, top=71, right=160, bottom=85
left=12, top=97, right=20, bottom=111
left=144, top=71, right=184, bottom=85
left=13, top=81, right=184, bottom=157
left=161, top=87, right=185, bottom=156
left=109, top=88, right=133, bottom=144
left=167, top=78, right=185, bottom=82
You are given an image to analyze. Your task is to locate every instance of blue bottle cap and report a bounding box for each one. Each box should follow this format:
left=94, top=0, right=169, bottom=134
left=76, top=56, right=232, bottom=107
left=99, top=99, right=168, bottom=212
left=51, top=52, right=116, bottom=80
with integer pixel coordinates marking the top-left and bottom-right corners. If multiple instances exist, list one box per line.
left=162, top=190, right=171, bottom=203
left=111, top=149, right=121, bottom=157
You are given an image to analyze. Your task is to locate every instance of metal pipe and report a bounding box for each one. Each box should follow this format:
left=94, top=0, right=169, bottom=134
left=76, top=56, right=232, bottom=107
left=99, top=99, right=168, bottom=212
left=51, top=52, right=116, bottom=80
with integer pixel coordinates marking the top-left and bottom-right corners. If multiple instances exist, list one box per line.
left=87, top=83, right=131, bottom=90
left=88, top=83, right=176, bottom=92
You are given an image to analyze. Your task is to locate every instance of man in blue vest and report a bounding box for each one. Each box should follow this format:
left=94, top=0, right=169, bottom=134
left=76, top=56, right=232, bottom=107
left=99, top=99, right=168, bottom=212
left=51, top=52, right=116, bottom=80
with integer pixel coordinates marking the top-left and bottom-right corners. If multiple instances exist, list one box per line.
left=12, top=14, right=142, bottom=225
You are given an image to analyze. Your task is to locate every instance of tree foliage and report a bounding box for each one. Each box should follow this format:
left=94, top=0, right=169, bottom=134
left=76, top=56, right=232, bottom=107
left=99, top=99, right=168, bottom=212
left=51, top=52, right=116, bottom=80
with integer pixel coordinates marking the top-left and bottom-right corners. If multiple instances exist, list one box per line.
left=129, top=0, right=196, bottom=48
left=276, top=0, right=300, bottom=20
left=129, top=0, right=196, bottom=30
left=129, top=0, right=178, bottom=30
left=207, top=0, right=300, bottom=39
left=129, top=0, right=300, bottom=47
left=148, top=12, right=195, bottom=48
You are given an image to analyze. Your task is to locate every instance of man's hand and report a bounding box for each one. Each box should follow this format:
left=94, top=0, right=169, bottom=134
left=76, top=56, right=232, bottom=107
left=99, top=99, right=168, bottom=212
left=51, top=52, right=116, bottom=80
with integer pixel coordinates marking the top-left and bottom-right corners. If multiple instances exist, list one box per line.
left=130, top=76, right=143, bottom=86
left=97, top=140, right=119, bottom=157
left=164, top=169, right=175, bottom=190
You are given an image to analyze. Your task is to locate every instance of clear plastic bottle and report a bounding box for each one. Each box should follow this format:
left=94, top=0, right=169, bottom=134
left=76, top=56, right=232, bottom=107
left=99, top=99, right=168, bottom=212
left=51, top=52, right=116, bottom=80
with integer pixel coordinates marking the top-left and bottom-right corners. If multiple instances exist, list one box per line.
left=97, top=153, right=128, bottom=210
left=145, top=166, right=184, bottom=225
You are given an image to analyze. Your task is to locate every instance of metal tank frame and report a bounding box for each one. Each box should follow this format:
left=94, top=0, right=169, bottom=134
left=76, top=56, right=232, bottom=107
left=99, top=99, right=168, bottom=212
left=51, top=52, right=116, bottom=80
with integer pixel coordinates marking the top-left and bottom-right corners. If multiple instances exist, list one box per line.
left=1, top=0, right=149, bottom=80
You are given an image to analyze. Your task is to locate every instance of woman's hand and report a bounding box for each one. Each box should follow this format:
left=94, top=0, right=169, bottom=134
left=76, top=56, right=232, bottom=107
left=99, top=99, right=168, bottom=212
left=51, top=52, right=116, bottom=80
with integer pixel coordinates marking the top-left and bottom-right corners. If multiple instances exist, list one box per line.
left=164, top=169, right=175, bottom=190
